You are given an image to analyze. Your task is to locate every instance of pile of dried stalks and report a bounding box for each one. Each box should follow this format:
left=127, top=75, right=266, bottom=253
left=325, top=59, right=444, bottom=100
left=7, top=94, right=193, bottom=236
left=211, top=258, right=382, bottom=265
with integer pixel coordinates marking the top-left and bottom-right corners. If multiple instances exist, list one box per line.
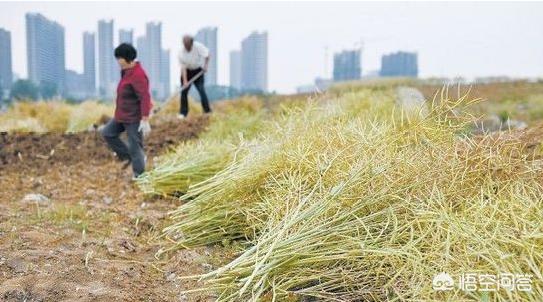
left=155, top=87, right=543, bottom=300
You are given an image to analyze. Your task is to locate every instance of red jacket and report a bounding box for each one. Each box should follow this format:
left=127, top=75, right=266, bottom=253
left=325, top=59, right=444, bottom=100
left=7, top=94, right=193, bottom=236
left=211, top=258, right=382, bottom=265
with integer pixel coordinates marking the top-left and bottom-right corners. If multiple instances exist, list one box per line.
left=114, top=62, right=152, bottom=123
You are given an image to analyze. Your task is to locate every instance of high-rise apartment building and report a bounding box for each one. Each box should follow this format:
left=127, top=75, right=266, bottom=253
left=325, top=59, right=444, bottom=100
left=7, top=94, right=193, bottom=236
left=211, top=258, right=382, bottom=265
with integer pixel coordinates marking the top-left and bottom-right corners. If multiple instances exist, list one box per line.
left=98, top=19, right=117, bottom=98
left=380, top=51, right=418, bottom=77
left=26, top=13, right=65, bottom=95
left=240, top=31, right=268, bottom=92
left=0, top=28, right=13, bottom=97
left=229, top=50, right=241, bottom=90
left=119, top=29, right=133, bottom=45
left=195, top=27, right=218, bottom=86
left=82, top=31, right=96, bottom=96
left=333, top=49, right=361, bottom=82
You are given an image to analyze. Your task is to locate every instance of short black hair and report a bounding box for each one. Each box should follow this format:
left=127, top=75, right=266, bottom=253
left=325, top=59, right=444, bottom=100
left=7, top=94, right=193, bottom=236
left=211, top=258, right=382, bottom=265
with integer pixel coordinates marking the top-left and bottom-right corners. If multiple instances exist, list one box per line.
left=114, top=43, right=137, bottom=62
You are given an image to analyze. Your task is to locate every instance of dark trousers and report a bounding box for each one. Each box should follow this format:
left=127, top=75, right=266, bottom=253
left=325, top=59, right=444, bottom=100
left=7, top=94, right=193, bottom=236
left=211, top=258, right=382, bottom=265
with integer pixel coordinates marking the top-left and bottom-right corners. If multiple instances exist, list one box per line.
left=101, top=119, right=145, bottom=177
left=180, top=67, right=211, bottom=116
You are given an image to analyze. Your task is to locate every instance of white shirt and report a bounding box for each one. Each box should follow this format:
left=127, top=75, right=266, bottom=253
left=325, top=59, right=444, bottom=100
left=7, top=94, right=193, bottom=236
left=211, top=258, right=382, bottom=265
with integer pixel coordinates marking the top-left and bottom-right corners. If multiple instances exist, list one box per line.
left=178, top=41, right=209, bottom=70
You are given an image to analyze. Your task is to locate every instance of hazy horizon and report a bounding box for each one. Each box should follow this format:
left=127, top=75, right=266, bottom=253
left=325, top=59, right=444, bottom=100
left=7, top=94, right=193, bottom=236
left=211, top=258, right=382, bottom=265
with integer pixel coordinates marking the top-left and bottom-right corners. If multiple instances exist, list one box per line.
left=0, top=1, right=542, bottom=93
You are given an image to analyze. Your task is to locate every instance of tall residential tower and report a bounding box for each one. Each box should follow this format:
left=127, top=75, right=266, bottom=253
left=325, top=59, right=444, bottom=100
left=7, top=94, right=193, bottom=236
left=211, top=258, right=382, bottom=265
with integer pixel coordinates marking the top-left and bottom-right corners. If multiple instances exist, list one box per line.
left=0, top=28, right=13, bottom=97
left=136, top=22, right=170, bottom=99
left=333, top=49, right=361, bottom=82
left=26, top=13, right=65, bottom=95
left=98, top=19, right=116, bottom=98
left=195, top=27, right=218, bottom=86
left=380, top=51, right=418, bottom=77
left=119, top=29, right=133, bottom=45
left=240, top=31, right=268, bottom=92
left=229, top=50, right=241, bottom=90
left=83, top=31, right=96, bottom=96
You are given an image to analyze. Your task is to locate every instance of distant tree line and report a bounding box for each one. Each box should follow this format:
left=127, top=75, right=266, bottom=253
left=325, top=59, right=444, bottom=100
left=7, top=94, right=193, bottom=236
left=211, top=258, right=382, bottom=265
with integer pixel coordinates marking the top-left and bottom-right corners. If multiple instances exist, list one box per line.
left=8, top=79, right=59, bottom=101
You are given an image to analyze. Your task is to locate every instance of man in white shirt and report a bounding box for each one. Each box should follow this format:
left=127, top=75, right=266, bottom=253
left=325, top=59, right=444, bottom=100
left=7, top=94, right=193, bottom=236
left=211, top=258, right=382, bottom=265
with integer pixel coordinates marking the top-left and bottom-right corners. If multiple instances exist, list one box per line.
left=177, top=35, right=212, bottom=119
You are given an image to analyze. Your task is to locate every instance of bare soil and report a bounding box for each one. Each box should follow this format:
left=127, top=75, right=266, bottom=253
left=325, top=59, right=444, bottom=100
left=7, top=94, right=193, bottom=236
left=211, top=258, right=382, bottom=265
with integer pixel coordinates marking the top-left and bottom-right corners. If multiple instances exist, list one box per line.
left=0, top=116, right=209, bottom=171
left=0, top=115, right=232, bottom=301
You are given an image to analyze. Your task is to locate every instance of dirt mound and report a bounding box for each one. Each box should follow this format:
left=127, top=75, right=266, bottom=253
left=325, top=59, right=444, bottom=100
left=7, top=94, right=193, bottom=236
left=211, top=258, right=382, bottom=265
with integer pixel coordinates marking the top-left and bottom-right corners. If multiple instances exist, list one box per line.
left=489, top=122, right=543, bottom=149
left=0, top=116, right=209, bottom=172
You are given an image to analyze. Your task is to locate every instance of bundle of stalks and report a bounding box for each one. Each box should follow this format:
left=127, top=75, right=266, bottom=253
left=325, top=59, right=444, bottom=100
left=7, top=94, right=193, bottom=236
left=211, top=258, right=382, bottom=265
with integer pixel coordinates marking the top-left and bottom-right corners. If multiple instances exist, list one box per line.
left=160, top=87, right=543, bottom=301
left=136, top=106, right=267, bottom=196
left=162, top=138, right=279, bottom=248
left=160, top=90, right=395, bottom=248
left=137, top=140, right=237, bottom=196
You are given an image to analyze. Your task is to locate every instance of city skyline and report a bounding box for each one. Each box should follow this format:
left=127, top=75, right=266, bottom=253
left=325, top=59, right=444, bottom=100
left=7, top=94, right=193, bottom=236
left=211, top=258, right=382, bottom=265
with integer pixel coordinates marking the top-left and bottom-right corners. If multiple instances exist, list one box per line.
left=1, top=12, right=273, bottom=99
left=0, top=2, right=542, bottom=93
left=0, top=17, right=419, bottom=100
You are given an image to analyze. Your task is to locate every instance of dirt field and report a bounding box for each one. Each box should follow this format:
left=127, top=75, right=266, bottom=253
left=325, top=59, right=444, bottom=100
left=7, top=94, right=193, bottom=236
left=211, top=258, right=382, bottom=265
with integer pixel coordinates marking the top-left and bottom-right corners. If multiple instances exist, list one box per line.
left=0, top=116, right=232, bottom=301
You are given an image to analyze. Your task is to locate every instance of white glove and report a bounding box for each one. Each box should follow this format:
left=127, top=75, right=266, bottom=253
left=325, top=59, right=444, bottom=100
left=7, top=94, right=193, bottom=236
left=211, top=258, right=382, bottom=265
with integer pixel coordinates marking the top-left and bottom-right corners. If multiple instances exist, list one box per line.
left=138, top=120, right=151, bottom=137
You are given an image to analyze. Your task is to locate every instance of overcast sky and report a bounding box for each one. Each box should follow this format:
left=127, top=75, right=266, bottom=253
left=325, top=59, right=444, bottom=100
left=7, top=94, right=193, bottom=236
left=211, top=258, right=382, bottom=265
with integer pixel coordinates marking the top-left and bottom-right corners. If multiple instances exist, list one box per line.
left=0, top=1, right=542, bottom=93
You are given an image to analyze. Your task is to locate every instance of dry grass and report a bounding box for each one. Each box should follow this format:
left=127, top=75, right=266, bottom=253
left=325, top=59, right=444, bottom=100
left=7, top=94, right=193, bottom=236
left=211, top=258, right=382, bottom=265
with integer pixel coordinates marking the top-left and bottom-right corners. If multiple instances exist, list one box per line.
left=154, top=93, right=204, bottom=117
left=150, top=86, right=542, bottom=301
left=417, top=80, right=543, bottom=125
left=0, top=100, right=114, bottom=133
left=137, top=94, right=302, bottom=197
left=0, top=101, right=72, bottom=133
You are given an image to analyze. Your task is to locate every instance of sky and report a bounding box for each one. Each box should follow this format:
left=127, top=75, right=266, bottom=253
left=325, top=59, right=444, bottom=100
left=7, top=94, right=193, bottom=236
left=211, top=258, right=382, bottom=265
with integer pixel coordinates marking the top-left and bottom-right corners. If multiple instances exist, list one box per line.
left=0, top=1, right=542, bottom=93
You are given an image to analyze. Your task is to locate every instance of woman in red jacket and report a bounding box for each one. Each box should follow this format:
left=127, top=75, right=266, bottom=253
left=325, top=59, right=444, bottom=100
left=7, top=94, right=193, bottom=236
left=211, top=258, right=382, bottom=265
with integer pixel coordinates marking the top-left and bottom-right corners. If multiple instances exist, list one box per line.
left=101, top=43, right=152, bottom=180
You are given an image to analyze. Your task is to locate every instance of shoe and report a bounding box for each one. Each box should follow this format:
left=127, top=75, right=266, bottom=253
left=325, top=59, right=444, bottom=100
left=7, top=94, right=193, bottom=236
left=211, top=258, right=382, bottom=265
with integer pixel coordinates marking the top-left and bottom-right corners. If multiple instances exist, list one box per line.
left=177, top=114, right=186, bottom=120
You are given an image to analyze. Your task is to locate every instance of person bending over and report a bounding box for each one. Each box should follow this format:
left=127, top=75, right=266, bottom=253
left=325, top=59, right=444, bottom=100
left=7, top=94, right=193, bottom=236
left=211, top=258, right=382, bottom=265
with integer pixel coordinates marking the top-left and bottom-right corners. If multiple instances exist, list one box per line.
left=177, top=35, right=211, bottom=119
